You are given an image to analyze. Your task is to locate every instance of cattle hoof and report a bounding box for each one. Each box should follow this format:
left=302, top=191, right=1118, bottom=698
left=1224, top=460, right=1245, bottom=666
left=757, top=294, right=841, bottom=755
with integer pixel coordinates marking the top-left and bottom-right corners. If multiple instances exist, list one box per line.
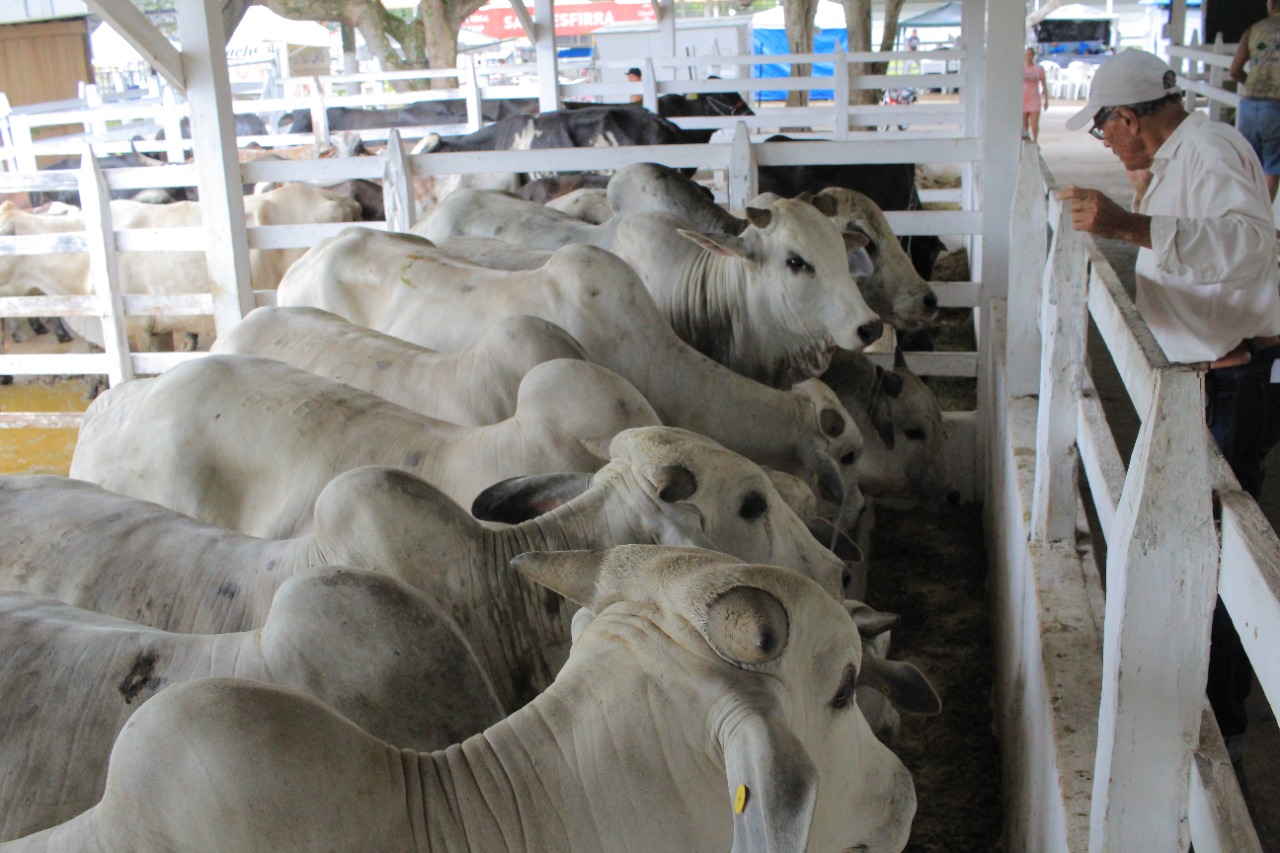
left=26, top=317, right=49, bottom=336
left=84, top=378, right=105, bottom=401
left=0, top=374, right=12, bottom=386
left=181, top=333, right=199, bottom=352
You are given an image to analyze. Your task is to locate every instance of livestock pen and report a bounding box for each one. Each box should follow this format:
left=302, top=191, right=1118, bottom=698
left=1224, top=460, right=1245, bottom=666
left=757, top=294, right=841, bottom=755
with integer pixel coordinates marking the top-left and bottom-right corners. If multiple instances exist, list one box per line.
left=1, top=0, right=1272, bottom=848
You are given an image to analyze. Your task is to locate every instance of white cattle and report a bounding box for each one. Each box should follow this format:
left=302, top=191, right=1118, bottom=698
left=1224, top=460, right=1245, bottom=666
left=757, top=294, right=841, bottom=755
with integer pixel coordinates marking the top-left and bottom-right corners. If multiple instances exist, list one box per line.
left=414, top=163, right=743, bottom=248
left=747, top=190, right=938, bottom=333
left=416, top=188, right=882, bottom=387
left=545, top=187, right=612, bottom=223
left=611, top=196, right=884, bottom=387
left=6, top=425, right=854, bottom=710
left=211, top=308, right=586, bottom=426
left=3, top=546, right=922, bottom=853
left=814, top=187, right=939, bottom=331
left=70, top=354, right=659, bottom=538
left=0, top=567, right=502, bottom=842
left=822, top=348, right=959, bottom=509
left=0, top=185, right=361, bottom=349
left=277, top=228, right=863, bottom=506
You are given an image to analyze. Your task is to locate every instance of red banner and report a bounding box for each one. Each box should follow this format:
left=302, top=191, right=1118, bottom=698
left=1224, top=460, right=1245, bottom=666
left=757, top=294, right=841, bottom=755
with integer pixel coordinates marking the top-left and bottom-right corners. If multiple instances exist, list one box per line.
left=462, top=0, right=657, bottom=39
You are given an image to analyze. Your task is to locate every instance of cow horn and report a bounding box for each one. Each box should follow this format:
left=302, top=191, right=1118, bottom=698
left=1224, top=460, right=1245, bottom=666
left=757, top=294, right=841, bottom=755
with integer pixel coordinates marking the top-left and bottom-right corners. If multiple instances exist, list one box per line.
left=794, top=191, right=813, bottom=204
left=705, top=585, right=790, bottom=667
left=511, top=549, right=606, bottom=608
left=844, top=601, right=900, bottom=638
left=894, top=346, right=908, bottom=370
left=857, top=652, right=942, bottom=716
left=743, top=207, right=772, bottom=229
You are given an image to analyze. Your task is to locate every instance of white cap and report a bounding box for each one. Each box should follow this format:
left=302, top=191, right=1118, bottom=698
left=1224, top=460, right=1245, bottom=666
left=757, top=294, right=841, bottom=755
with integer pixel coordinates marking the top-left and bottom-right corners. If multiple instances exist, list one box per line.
left=1064, top=49, right=1181, bottom=131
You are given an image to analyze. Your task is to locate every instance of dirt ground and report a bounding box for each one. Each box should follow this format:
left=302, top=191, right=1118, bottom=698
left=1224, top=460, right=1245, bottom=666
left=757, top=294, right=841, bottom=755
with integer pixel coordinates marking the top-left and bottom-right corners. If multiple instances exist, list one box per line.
left=871, top=503, right=1003, bottom=852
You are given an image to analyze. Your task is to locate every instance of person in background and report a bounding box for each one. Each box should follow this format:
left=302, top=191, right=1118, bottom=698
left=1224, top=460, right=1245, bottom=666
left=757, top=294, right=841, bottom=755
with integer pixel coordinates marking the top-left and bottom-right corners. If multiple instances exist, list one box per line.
left=906, top=29, right=922, bottom=74
left=626, top=67, right=643, bottom=104
left=1023, top=47, right=1049, bottom=142
left=1230, top=0, right=1280, bottom=200
left=1058, top=48, right=1280, bottom=767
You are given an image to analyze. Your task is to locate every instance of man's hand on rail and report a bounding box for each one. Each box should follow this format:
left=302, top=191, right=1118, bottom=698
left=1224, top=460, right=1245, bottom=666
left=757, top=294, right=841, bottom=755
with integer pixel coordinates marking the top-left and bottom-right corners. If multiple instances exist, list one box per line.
left=1056, top=184, right=1154, bottom=248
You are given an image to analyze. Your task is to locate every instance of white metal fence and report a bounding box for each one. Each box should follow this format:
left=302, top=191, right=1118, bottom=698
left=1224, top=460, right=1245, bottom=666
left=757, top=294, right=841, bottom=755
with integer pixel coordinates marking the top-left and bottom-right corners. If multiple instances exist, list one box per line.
left=995, top=141, right=1273, bottom=851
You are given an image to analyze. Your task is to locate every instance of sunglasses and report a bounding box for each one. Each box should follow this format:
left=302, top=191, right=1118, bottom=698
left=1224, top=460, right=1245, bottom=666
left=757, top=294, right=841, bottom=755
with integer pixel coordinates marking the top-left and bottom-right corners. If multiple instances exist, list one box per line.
left=1089, top=108, right=1115, bottom=140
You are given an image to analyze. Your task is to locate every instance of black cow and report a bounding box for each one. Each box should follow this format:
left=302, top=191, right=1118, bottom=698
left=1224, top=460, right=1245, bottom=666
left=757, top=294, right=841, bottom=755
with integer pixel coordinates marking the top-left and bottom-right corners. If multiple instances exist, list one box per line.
left=173, top=114, right=269, bottom=139
left=27, top=150, right=191, bottom=208
left=278, top=98, right=542, bottom=135
left=756, top=137, right=945, bottom=285
left=424, top=106, right=689, bottom=155
left=656, top=82, right=753, bottom=144
left=516, top=173, right=612, bottom=204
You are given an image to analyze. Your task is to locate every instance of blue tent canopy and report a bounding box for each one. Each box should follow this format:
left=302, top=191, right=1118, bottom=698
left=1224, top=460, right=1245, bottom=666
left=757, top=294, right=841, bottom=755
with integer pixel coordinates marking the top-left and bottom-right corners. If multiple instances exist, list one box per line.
left=752, top=27, right=848, bottom=101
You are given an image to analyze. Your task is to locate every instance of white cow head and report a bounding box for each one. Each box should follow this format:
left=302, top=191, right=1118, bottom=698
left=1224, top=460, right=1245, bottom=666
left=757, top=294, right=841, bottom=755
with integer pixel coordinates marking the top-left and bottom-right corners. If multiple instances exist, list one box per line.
left=816, top=187, right=939, bottom=332
left=472, top=425, right=859, bottom=600
left=512, top=544, right=920, bottom=853
left=677, top=195, right=884, bottom=387
left=823, top=349, right=959, bottom=509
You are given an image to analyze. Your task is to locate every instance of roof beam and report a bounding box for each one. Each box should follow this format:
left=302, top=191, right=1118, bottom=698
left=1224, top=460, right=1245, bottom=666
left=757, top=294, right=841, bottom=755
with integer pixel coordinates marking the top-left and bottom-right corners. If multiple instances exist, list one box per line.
left=84, top=0, right=185, bottom=93
left=508, top=0, right=536, bottom=41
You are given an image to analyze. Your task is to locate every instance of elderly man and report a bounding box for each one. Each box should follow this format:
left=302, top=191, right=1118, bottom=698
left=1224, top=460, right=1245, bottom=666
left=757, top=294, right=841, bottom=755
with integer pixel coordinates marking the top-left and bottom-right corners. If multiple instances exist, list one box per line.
left=1059, top=48, right=1280, bottom=764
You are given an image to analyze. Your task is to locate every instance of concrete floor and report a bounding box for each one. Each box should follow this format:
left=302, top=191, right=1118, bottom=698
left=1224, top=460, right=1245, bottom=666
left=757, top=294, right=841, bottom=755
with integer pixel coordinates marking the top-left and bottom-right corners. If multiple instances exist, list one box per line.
left=1036, top=102, right=1280, bottom=850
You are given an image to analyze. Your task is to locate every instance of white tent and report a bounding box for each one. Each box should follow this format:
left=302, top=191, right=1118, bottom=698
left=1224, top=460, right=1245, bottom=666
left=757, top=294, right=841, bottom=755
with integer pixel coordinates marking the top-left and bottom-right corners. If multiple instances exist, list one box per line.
left=225, top=6, right=332, bottom=49
left=91, top=21, right=164, bottom=67
left=751, top=1, right=846, bottom=31
left=1043, top=3, right=1120, bottom=20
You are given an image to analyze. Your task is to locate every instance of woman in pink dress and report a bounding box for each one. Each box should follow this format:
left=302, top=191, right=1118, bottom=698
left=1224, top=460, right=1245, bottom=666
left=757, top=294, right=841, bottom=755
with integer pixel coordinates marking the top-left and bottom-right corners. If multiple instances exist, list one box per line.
left=1023, top=47, right=1050, bottom=142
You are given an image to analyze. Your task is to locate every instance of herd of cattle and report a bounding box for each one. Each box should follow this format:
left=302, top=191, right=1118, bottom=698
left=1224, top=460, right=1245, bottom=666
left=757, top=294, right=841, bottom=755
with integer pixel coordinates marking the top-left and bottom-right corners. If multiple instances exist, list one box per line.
left=0, top=111, right=965, bottom=851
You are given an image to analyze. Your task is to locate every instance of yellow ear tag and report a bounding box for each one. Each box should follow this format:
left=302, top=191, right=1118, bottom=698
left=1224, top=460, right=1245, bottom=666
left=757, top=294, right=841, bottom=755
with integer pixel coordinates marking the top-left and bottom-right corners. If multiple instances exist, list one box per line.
left=733, top=784, right=749, bottom=814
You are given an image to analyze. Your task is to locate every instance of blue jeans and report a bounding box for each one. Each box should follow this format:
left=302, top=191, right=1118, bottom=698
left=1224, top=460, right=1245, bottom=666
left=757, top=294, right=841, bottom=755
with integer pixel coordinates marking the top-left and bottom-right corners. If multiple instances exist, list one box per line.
left=1238, top=98, right=1280, bottom=175
left=1204, top=344, right=1280, bottom=738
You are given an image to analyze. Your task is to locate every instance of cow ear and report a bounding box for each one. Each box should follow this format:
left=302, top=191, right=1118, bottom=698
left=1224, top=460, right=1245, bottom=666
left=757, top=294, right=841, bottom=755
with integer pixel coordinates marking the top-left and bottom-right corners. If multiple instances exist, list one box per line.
left=793, top=191, right=813, bottom=204
left=471, top=473, right=593, bottom=523
left=743, top=207, right=772, bottom=230
left=704, top=585, right=790, bottom=667
left=858, top=653, right=942, bottom=716
left=810, top=193, right=838, bottom=217
left=843, top=231, right=874, bottom=280
left=677, top=228, right=753, bottom=259
left=867, top=390, right=896, bottom=449
left=721, top=713, right=818, bottom=853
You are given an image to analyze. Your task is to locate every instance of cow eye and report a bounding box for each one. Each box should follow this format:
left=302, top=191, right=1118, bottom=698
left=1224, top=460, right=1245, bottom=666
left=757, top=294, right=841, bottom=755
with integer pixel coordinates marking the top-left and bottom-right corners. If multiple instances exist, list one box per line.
left=831, top=665, right=857, bottom=710
left=840, top=452, right=856, bottom=466
left=740, top=492, right=768, bottom=520
left=785, top=254, right=813, bottom=274
left=904, top=428, right=927, bottom=441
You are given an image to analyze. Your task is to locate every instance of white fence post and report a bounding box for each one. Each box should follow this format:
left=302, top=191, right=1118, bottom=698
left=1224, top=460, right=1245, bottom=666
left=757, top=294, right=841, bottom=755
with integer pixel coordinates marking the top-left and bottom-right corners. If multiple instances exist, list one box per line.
left=1088, top=364, right=1216, bottom=852
left=727, top=120, right=757, bottom=211
left=9, top=112, right=36, bottom=173
left=1007, top=141, right=1047, bottom=398
left=383, top=129, right=416, bottom=233
left=642, top=57, right=659, bottom=112
left=161, top=86, right=186, bottom=163
left=78, top=150, right=134, bottom=385
left=1030, top=203, right=1085, bottom=543
left=1207, top=32, right=1226, bottom=123
left=0, top=93, right=13, bottom=172
left=833, top=48, right=849, bottom=141
left=462, top=54, right=483, bottom=134
left=309, top=77, right=330, bottom=145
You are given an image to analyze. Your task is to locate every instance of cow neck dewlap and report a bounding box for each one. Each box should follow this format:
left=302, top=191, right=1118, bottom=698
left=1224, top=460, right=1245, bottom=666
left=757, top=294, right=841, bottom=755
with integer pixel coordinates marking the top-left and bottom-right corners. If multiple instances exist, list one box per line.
left=410, top=618, right=728, bottom=853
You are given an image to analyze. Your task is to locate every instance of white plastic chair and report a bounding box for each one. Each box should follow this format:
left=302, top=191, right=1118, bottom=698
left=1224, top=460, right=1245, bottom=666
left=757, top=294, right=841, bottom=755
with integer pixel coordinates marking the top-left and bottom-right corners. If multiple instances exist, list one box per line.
left=1039, top=61, right=1062, bottom=99
left=1063, top=61, right=1091, bottom=100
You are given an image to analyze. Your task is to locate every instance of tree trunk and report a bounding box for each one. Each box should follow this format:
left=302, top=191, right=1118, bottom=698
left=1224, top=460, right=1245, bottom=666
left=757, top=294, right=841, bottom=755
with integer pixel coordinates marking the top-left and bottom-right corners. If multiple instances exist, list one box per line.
left=842, top=0, right=876, bottom=107
left=420, top=0, right=459, bottom=89
left=784, top=0, right=817, bottom=107
left=840, top=0, right=908, bottom=115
